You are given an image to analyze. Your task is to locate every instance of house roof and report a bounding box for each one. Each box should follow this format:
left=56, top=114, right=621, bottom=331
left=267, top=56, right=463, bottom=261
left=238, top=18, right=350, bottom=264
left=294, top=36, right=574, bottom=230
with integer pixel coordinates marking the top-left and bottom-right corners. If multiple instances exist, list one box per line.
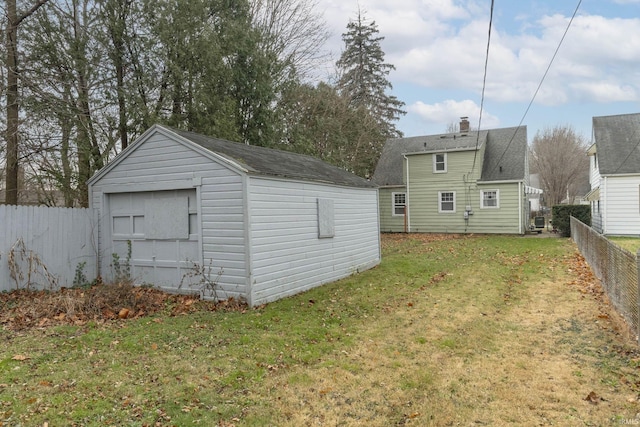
left=371, top=126, right=527, bottom=186
left=167, top=126, right=376, bottom=188
left=592, top=113, right=640, bottom=175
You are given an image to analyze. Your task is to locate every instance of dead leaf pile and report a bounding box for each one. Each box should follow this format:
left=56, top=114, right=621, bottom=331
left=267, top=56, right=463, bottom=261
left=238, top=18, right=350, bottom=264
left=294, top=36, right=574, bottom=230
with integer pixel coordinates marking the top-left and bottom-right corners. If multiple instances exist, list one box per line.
left=0, top=283, right=247, bottom=331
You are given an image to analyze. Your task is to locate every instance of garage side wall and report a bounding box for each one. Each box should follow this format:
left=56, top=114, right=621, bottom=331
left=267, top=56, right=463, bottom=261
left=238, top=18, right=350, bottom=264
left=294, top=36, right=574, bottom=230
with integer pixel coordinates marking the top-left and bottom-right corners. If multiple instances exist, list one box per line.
left=90, top=132, right=248, bottom=299
left=248, top=177, right=381, bottom=306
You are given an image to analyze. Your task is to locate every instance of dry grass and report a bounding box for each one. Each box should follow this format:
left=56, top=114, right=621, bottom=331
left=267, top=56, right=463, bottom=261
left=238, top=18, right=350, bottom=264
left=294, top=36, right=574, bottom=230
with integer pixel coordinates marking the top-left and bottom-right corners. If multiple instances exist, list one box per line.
left=258, top=235, right=640, bottom=426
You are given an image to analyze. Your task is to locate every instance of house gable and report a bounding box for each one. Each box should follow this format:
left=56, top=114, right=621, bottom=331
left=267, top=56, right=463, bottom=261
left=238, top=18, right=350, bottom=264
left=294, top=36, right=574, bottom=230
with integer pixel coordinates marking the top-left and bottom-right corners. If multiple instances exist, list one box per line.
left=593, top=113, right=640, bottom=176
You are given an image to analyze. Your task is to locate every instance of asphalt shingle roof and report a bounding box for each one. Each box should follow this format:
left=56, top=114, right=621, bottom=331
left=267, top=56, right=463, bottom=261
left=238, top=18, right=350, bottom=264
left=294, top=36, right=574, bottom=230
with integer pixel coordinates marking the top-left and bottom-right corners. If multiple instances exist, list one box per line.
left=592, top=113, right=640, bottom=175
left=372, top=126, right=527, bottom=186
left=166, top=126, right=376, bottom=188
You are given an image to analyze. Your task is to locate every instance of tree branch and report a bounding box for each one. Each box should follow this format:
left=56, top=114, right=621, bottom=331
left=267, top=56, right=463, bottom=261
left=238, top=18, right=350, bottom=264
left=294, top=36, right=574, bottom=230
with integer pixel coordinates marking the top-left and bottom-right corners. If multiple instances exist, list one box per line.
left=16, top=0, right=52, bottom=26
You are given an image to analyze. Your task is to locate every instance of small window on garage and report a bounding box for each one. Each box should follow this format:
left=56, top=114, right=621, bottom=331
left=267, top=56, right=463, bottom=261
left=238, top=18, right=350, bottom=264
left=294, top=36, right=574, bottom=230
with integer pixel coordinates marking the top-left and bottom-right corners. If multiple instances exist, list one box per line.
left=145, top=197, right=189, bottom=239
left=113, top=216, right=130, bottom=235
left=317, top=198, right=335, bottom=238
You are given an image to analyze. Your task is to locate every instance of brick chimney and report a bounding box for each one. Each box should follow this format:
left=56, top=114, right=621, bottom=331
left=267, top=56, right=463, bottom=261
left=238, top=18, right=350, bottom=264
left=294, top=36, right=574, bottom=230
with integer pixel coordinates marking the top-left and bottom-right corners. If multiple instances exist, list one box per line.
left=460, top=117, right=470, bottom=133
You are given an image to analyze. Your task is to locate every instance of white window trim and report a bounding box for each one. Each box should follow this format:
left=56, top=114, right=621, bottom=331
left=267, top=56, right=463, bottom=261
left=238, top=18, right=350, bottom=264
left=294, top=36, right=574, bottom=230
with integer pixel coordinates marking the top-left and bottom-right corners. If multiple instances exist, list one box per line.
left=480, top=189, right=500, bottom=209
left=438, top=191, right=456, bottom=213
left=433, top=153, right=447, bottom=173
left=392, top=192, right=406, bottom=217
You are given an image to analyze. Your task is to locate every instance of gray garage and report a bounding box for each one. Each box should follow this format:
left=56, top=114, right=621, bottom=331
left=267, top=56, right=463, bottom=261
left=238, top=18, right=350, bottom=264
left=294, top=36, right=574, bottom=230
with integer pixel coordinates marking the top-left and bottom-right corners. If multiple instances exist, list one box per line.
left=88, top=125, right=380, bottom=306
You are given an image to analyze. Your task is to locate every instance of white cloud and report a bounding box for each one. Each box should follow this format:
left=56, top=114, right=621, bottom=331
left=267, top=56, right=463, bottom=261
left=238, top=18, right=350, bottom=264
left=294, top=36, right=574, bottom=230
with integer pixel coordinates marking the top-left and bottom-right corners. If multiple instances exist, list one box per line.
left=407, top=99, right=500, bottom=129
left=387, top=9, right=640, bottom=106
left=315, top=0, right=640, bottom=136
left=570, top=82, right=638, bottom=102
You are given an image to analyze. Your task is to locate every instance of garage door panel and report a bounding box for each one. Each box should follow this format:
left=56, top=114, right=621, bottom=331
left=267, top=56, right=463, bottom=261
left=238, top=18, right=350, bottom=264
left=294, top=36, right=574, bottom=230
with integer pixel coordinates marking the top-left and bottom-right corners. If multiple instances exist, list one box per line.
left=108, top=189, right=200, bottom=289
left=154, top=243, right=178, bottom=261
left=179, top=242, right=199, bottom=261
left=132, top=240, right=154, bottom=259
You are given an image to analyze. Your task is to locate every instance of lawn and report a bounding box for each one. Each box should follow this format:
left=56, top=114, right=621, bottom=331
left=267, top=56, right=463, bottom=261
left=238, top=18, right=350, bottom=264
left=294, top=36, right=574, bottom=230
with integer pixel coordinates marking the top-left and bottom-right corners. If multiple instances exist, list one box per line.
left=1, top=233, right=640, bottom=426
left=608, top=236, right=640, bottom=254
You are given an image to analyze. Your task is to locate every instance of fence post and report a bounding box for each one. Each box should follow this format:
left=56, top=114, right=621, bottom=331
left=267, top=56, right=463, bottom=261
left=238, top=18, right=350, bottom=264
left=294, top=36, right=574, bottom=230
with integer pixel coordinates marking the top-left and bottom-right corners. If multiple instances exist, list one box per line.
left=637, top=248, right=640, bottom=345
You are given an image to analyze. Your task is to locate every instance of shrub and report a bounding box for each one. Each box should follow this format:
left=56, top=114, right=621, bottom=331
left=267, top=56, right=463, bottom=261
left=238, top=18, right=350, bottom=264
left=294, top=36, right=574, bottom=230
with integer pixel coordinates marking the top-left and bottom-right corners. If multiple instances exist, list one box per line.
left=552, top=205, right=591, bottom=237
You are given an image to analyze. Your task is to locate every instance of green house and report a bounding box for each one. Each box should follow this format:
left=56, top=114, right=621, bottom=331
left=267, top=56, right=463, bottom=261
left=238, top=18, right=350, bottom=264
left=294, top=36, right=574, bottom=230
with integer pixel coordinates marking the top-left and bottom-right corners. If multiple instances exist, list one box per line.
left=372, top=119, right=537, bottom=234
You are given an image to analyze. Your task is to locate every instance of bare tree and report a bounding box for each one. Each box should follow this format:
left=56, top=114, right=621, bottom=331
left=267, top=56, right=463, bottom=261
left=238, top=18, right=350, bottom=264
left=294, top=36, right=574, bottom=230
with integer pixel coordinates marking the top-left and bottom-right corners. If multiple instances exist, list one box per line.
left=4, top=0, right=53, bottom=205
left=530, top=125, right=589, bottom=207
left=249, top=0, right=329, bottom=82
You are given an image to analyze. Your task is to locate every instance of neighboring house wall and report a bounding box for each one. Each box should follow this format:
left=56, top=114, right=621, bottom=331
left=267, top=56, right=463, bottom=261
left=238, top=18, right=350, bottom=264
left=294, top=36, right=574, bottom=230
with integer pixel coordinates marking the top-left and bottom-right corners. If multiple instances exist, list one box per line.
left=602, top=175, right=640, bottom=236
left=378, top=187, right=407, bottom=232
left=405, top=149, right=523, bottom=234
left=588, top=113, right=640, bottom=236
left=89, top=130, right=249, bottom=299
left=248, top=177, right=380, bottom=305
left=588, top=150, right=603, bottom=233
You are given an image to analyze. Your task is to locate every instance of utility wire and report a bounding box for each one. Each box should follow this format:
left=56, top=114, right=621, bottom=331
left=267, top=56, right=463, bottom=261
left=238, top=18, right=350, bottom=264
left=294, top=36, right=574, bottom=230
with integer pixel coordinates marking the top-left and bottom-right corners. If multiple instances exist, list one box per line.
left=487, top=0, right=582, bottom=178
left=470, top=0, right=495, bottom=174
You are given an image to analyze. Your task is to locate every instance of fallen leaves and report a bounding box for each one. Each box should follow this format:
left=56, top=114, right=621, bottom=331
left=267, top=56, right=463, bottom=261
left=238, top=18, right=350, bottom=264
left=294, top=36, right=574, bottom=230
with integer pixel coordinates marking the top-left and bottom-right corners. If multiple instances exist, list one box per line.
left=584, top=391, right=604, bottom=405
left=11, top=354, right=29, bottom=361
left=0, top=283, right=248, bottom=331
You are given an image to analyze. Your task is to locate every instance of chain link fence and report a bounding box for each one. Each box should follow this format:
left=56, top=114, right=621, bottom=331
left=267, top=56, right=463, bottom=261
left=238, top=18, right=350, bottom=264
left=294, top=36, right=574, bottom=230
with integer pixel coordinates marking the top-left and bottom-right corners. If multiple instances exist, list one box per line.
left=571, top=217, right=640, bottom=342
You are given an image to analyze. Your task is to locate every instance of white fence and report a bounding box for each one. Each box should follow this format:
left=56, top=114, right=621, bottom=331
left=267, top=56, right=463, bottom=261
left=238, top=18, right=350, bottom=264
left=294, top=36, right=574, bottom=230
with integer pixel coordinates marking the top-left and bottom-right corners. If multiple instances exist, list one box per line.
left=0, top=205, right=97, bottom=292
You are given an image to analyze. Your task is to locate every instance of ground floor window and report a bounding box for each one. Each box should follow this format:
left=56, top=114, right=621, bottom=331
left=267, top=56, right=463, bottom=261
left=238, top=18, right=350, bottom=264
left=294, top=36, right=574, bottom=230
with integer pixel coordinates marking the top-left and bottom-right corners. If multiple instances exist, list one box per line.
left=393, top=192, right=406, bottom=216
left=439, top=191, right=455, bottom=213
left=481, top=189, right=499, bottom=208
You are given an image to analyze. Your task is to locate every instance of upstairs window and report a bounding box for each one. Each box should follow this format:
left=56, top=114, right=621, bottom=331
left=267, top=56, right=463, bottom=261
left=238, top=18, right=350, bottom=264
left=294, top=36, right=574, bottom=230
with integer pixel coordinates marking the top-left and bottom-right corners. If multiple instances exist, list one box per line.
left=433, top=153, right=447, bottom=173
left=392, top=192, right=406, bottom=216
left=439, top=191, right=455, bottom=213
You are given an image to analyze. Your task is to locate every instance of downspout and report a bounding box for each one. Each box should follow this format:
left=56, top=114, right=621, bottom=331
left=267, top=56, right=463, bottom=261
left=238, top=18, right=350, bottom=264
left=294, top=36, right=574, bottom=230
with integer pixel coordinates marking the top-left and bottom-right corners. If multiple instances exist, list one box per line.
left=403, top=154, right=411, bottom=232
left=518, top=182, right=523, bottom=234
left=602, top=176, right=606, bottom=234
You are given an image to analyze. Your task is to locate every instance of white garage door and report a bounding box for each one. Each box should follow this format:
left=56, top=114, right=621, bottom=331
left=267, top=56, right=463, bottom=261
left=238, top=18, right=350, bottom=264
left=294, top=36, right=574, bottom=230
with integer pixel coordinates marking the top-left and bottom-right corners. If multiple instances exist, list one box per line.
left=108, top=189, right=200, bottom=289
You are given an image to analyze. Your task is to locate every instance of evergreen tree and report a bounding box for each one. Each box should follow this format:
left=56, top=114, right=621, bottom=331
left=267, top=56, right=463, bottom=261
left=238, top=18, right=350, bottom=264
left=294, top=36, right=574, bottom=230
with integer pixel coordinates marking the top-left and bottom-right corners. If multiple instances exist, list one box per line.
left=336, top=9, right=406, bottom=139
left=278, top=82, right=385, bottom=178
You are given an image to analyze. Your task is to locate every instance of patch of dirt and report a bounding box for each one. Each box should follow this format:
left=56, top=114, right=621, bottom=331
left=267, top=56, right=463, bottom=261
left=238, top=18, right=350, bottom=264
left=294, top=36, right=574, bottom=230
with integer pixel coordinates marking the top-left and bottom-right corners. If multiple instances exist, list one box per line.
left=0, top=282, right=248, bottom=331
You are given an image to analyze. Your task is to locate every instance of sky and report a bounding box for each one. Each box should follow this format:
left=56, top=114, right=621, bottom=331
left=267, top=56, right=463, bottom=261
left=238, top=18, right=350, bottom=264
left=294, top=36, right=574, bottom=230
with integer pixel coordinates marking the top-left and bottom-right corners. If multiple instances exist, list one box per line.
left=313, top=0, right=640, bottom=142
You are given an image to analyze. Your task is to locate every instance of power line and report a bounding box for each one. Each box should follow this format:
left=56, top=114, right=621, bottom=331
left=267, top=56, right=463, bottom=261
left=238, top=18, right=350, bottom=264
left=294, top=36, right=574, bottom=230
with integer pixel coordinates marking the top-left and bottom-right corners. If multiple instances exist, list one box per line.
left=470, top=0, right=495, bottom=174
left=487, top=0, right=582, bottom=178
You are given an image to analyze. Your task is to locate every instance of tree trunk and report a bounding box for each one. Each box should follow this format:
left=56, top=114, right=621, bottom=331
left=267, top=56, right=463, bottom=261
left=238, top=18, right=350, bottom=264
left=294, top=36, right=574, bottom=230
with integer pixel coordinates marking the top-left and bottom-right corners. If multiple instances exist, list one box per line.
left=5, top=0, right=19, bottom=205
left=4, top=0, right=53, bottom=205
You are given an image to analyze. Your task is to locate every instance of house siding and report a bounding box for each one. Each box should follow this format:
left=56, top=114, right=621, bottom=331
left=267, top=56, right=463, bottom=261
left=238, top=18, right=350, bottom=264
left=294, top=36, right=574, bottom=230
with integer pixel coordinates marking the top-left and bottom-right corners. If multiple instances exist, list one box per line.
left=471, top=183, right=522, bottom=233
left=405, top=150, right=522, bottom=234
left=379, top=187, right=407, bottom=232
left=602, top=175, right=640, bottom=236
left=89, top=131, right=249, bottom=299
left=248, top=177, right=380, bottom=305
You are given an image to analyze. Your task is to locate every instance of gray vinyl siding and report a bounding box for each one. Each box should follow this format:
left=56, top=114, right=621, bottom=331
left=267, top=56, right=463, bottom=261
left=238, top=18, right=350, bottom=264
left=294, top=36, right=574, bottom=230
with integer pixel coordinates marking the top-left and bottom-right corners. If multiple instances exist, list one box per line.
left=379, top=187, right=406, bottom=232
left=406, top=150, right=522, bottom=234
left=90, top=132, right=248, bottom=298
left=248, top=177, right=380, bottom=305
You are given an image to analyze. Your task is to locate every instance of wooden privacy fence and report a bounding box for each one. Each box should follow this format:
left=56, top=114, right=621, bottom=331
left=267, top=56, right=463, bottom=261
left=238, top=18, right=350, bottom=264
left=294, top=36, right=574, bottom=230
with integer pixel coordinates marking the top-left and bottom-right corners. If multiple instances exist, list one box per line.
left=0, top=205, right=97, bottom=292
left=571, top=216, right=640, bottom=342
